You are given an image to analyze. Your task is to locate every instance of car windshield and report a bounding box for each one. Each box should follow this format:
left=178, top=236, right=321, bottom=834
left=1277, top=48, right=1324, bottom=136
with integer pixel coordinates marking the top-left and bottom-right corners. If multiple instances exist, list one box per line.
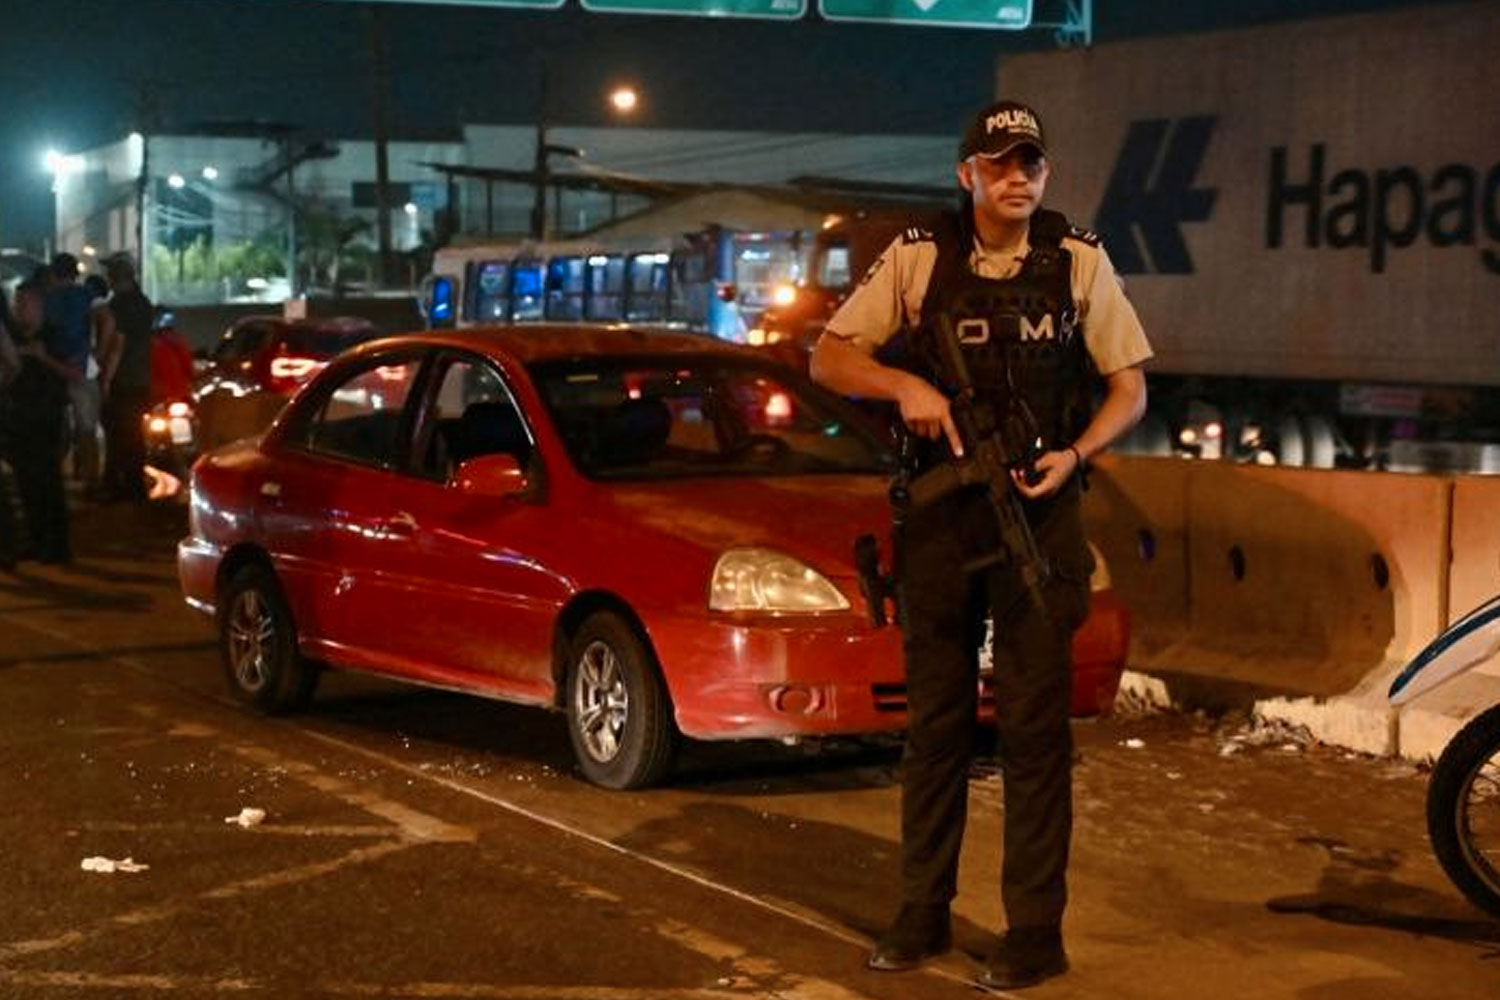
left=529, top=355, right=894, bottom=480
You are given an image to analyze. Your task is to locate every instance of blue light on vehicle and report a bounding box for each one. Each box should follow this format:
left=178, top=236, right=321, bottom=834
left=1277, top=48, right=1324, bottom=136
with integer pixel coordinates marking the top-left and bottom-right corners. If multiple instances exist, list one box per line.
left=429, top=276, right=455, bottom=326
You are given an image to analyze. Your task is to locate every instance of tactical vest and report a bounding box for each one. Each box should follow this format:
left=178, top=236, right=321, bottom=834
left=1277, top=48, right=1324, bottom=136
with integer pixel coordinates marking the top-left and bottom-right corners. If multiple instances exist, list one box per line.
left=912, top=209, right=1094, bottom=452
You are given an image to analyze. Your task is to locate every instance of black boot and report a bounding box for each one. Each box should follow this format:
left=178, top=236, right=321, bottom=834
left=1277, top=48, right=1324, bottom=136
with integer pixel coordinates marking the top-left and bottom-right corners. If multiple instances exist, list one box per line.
left=976, top=926, right=1068, bottom=990
left=866, top=903, right=952, bottom=971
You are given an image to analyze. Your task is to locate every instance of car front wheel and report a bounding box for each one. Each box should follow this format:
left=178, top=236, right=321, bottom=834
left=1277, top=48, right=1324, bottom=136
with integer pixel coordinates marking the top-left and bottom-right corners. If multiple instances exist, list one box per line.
left=219, top=563, right=319, bottom=714
left=565, top=612, right=677, bottom=789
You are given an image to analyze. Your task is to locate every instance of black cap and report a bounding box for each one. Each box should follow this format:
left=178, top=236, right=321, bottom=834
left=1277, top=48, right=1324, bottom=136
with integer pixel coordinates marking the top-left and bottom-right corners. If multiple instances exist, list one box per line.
left=959, top=100, right=1047, bottom=161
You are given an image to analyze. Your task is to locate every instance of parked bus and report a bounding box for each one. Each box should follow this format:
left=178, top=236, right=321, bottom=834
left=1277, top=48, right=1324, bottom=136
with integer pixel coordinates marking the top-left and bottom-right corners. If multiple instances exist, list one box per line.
left=423, top=227, right=808, bottom=345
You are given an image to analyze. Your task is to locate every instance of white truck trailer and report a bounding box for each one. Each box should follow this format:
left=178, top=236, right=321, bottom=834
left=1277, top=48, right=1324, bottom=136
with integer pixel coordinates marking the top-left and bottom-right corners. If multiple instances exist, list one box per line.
left=997, top=1, right=1500, bottom=471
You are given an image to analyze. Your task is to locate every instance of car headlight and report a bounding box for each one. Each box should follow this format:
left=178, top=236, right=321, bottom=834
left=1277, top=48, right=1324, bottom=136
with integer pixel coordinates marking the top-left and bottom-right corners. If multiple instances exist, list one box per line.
left=709, top=547, right=850, bottom=613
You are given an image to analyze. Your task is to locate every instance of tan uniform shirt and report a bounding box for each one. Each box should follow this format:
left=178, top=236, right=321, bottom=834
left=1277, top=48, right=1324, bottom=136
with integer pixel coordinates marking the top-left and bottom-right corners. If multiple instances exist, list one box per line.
left=823, top=225, right=1154, bottom=376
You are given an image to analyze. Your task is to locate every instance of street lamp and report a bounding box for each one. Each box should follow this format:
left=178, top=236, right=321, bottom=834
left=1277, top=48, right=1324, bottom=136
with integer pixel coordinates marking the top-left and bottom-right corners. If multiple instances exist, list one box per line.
left=609, top=86, right=639, bottom=115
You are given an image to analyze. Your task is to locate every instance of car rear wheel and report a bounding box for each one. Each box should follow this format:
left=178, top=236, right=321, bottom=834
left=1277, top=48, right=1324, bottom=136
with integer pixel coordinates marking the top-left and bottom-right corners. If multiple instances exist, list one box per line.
left=219, top=564, right=319, bottom=714
left=565, top=612, right=677, bottom=789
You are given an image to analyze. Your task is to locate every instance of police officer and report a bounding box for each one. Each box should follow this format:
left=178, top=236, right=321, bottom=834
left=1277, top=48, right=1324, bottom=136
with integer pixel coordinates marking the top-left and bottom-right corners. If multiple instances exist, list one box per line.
left=810, top=99, right=1152, bottom=990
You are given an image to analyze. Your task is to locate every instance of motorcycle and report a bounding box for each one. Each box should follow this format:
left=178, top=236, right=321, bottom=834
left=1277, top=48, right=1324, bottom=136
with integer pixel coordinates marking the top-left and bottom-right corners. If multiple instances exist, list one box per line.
left=1388, top=593, right=1500, bottom=919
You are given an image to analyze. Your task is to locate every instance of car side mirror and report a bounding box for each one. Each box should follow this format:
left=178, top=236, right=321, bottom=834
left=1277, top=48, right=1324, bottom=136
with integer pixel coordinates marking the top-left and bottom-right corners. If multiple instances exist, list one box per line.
left=455, top=453, right=529, bottom=498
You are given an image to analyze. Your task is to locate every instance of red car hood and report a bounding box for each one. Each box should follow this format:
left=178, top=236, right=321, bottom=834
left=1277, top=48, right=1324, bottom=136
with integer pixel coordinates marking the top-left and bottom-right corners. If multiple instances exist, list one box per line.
left=602, top=475, right=890, bottom=573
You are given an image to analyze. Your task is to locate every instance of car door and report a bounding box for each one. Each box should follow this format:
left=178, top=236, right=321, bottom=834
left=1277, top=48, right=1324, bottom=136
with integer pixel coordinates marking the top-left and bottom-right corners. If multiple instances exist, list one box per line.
left=311, top=349, right=568, bottom=698
left=262, top=349, right=428, bottom=664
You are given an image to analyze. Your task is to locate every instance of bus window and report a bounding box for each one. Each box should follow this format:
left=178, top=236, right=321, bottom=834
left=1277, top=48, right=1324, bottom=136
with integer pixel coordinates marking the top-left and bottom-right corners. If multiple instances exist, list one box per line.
left=626, top=252, right=669, bottom=322
left=462, top=261, right=481, bottom=322
left=473, top=260, right=511, bottom=323
left=732, top=234, right=802, bottom=320
left=585, top=254, right=627, bottom=321
left=511, top=260, right=545, bottom=321
left=817, top=242, right=852, bottom=293
left=546, top=256, right=586, bottom=320
left=668, top=249, right=711, bottom=327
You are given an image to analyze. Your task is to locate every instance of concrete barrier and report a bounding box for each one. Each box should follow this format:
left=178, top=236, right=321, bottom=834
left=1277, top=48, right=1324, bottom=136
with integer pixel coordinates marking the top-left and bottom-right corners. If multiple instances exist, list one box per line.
left=1449, top=475, right=1500, bottom=625
left=1391, top=474, right=1500, bottom=759
left=1185, top=464, right=1449, bottom=694
left=1082, top=455, right=1191, bottom=665
left=1095, top=458, right=1465, bottom=755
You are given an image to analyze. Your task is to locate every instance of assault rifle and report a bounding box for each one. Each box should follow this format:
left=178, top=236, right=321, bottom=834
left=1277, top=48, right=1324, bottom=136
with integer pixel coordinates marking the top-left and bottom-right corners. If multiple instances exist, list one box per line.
left=854, top=313, right=1053, bottom=627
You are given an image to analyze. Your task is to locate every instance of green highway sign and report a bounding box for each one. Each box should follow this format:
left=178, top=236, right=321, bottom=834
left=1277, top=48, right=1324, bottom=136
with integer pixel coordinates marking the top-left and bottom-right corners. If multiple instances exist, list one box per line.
left=337, top=0, right=566, bottom=8
left=818, top=0, right=1031, bottom=29
left=580, top=0, right=806, bottom=19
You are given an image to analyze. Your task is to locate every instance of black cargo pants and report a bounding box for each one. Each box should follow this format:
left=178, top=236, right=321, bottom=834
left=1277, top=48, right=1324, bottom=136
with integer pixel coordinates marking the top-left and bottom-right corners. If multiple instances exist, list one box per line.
left=895, top=478, right=1091, bottom=931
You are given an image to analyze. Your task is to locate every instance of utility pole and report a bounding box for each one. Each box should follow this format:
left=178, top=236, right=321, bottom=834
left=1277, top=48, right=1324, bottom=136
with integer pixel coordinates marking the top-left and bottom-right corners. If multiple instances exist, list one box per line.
left=529, top=58, right=550, bottom=241
left=285, top=137, right=298, bottom=299
left=369, top=4, right=394, bottom=289
left=134, top=81, right=160, bottom=299
left=529, top=54, right=582, bottom=241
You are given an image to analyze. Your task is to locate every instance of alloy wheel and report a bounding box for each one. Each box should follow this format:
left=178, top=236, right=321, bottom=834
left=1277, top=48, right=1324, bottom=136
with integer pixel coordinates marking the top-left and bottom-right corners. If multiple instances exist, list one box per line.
left=573, top=639, right=630, bottom=763
left=226, top=589, right=275, bottom=694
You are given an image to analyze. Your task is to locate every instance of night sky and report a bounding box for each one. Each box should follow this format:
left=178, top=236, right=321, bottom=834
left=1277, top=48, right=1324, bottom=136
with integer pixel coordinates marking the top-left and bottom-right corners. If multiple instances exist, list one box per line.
left=0, top=0, right=1456, bottom=248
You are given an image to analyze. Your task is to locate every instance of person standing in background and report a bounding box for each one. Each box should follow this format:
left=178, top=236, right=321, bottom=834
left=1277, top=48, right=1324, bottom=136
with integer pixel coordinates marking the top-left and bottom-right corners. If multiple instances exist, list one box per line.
left=100, top=254, right=154, bottom=503
left=43, top=253, right=115, bottom=499
left=0, top=294, right=21, bottom=572
left=9, top=279, right=74, bottom=564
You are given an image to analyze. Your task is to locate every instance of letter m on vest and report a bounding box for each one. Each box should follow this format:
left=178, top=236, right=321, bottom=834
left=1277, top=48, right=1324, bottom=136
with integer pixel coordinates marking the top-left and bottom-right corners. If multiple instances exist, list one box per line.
left=1094, top=117, right=1219, bottom=275
left=1019, top=314, right=1055, bottom=341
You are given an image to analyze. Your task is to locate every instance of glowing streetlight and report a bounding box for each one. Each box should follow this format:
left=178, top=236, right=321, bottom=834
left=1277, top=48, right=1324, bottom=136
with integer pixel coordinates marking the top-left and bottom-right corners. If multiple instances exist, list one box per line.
left=43, top=149, right=84, bottom=176
left=43, top=148, right=85, bottom=193
left=609, top=86, right=639, bottom=115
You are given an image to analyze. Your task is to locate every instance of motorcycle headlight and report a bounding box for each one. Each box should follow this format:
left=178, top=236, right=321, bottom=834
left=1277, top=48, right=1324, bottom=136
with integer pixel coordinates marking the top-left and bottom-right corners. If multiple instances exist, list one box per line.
left=709, top=547, right=850, bottom=613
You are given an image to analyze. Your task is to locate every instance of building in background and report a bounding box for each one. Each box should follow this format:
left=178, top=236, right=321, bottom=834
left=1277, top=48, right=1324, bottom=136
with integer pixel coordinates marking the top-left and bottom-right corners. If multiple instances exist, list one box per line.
left=48, top=123, right=953, bottom=307
left=50, top=127, right=465, bottom=306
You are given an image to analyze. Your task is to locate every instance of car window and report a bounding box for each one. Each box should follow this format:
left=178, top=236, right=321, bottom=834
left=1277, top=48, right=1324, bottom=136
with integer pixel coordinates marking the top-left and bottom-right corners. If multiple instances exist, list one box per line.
left=215, top=320, right=273, bottom=364
left=418, top=354, right=532, bottom=480
left=530, top=355, right=891, bottom=480
left=293, top=356, right=423, bottom=468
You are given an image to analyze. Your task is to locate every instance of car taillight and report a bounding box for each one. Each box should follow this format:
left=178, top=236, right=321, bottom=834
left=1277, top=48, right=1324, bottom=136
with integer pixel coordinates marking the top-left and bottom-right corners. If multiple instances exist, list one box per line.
left=764, top=391, right=793, bottom=423
left=268, top=355, right=322, bottom=393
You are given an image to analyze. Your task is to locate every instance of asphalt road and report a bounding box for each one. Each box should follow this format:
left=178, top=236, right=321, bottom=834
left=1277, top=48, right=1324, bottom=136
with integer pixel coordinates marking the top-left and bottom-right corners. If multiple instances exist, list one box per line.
left=0, top=498, right=1496, bottom=999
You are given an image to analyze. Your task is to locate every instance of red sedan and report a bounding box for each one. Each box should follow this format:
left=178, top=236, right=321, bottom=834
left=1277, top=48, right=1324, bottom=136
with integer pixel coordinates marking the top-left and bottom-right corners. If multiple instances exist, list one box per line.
left=179, top=326, right=1127, bottom=788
